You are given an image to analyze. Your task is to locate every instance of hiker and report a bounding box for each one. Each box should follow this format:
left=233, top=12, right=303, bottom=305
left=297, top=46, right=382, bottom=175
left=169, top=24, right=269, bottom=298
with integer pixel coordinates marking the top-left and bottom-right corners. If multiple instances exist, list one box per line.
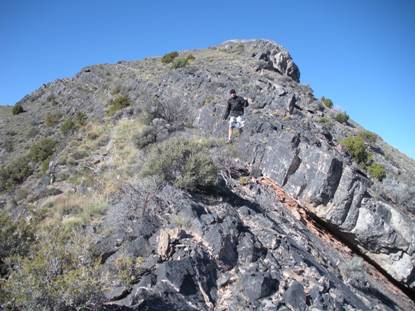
left=223, top=89, right=249, bottom=142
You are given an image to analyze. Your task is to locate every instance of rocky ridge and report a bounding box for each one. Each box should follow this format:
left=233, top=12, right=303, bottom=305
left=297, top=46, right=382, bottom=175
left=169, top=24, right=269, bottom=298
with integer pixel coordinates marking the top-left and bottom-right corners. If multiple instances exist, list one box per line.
left=0, top=39, right=414, bottom=310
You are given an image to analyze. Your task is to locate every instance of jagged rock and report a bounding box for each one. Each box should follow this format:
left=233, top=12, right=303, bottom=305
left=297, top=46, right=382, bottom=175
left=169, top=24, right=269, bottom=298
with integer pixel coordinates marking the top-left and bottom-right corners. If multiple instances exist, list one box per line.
left=240, top=272, right=278, bottom=300
left=284, top=281, right=306, bottom=311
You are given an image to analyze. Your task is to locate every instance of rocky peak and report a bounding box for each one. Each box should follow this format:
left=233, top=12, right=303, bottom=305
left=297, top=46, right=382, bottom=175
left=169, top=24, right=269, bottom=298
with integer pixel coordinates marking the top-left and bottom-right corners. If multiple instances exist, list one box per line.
left=0, top=39, right=414, bottom=310
left=217, top=39, right=301, bottom=82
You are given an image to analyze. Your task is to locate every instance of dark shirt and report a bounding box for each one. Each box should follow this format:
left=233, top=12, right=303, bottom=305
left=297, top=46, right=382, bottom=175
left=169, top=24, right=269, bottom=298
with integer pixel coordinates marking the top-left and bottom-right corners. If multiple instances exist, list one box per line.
left=223, top=95, right=249, bottom=120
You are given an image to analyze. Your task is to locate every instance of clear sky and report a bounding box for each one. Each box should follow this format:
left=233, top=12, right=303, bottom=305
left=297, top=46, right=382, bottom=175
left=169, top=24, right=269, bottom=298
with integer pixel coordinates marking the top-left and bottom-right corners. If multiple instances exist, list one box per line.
left=1, top=0, right=414, bottom=159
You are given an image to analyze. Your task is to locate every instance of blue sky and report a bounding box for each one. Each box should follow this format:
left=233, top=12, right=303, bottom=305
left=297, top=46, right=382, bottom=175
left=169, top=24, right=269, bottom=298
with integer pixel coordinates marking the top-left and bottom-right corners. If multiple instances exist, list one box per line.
left=1, top=0, right=414, bottom=159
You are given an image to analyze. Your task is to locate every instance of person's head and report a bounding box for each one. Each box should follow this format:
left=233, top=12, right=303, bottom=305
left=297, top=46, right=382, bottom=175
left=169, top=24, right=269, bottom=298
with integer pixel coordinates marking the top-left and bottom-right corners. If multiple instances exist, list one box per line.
left=229, top=89, right=236, bottom=98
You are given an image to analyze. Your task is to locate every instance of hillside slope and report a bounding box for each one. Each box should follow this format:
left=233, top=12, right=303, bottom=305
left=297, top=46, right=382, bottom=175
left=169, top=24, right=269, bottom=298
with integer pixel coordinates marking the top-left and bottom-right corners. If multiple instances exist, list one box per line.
left=1, top=40, right=414, bottom=311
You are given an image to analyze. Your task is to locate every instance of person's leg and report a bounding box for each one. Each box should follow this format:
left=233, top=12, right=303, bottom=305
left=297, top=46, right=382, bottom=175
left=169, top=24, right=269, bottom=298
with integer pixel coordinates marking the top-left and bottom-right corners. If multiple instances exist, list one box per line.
left=237, top=116, right=244, bottom=135
left=228, top=117, right=235, bottom=142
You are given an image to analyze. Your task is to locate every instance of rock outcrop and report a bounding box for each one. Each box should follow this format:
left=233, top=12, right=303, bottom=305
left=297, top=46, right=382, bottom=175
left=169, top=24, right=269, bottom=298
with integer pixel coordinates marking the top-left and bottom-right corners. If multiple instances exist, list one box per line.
left=1, top=39, right=414, bottom=310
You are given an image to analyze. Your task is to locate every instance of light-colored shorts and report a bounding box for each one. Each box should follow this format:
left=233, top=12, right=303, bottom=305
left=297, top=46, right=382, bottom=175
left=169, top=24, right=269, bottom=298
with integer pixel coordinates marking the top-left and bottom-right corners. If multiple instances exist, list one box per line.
left=229, top=116, right=245, bottom=129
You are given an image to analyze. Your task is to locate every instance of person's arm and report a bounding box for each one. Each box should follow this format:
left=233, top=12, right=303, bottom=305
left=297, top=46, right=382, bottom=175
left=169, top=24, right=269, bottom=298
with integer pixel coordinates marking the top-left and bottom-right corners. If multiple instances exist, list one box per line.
left=243, top=97, right=249, bottom=107
left=223, top=100, right=231, bottom=120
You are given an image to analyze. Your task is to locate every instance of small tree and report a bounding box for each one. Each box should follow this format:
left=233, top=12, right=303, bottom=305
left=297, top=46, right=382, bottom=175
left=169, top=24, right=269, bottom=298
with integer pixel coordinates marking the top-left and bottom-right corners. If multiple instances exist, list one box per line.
left=335, top=112, right=349, bottom=124
left=12, top=104, right=24, bottom=115
left=161, top=51, right=179, bottom=64
left=321, top=97, right=333, bottom=108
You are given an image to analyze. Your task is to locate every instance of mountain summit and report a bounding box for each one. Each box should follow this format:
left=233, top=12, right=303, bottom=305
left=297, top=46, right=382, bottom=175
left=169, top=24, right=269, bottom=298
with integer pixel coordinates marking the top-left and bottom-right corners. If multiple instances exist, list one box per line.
left=1, top=39, right=414, bottom=310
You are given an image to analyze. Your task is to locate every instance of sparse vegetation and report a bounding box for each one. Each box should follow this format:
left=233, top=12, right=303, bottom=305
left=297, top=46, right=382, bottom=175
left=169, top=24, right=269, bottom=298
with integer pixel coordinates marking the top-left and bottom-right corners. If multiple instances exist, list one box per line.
left=141, top=138, right=218, bottom=191
left=321, top=96, right=333, bottom=108
left=335, top=112, right=349, bottom=124
left=161, top=51, right=179, bottom=64
left=106, top=95, right=131, bottom=116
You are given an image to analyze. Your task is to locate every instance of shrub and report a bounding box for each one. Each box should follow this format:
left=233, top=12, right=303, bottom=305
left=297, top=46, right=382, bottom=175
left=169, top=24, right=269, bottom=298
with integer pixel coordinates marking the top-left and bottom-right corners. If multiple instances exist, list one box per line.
left=114, top=256, right=143, bottom=285
left=61, top=118, right=76, bottom=135
left=134, top=125, right=157, bottom=149
left=141, top=138, right=218, bottom=191
left=171, top=55, right=195, bottom=69
left=12, top=104, right=24, bottom=115
left=0, top=210, right=35, bottom=264
left=161, top=51, right=179, bottom=64
left=74, top=111, right=88, bottom=126
left=367, top=163, right=386, bottom=181
left=0, top=156, right=33, bottom=191
left=186, top=54, right=195, bottom=61
left=45, top=113, right=61, bottom=127
left=321, top=96, right=333, bottom=108
left=358, top=130, right=378, bottom=144
left=2, top=226, right=104, bottom=310
left=26, top=127, right=39, bottom=138
left=340, top=135, right=368, bottom=164
left=29, top=138, right=57, bottom=163
left=335, top=112, right=349, bottom=123
left=106, top=95, right=131, bottom=116
left=318, top=117, right=331, bottom=125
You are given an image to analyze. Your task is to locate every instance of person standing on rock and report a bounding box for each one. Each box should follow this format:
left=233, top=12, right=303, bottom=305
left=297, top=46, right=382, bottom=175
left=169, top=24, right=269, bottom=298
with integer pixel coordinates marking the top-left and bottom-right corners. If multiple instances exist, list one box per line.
left=223, top=89, right=249, bottom=143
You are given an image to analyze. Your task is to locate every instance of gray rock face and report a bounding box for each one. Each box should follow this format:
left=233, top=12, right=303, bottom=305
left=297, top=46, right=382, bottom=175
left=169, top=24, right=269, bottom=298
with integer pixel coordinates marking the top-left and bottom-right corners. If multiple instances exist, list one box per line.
left=1, top=39, right=415, bottom=310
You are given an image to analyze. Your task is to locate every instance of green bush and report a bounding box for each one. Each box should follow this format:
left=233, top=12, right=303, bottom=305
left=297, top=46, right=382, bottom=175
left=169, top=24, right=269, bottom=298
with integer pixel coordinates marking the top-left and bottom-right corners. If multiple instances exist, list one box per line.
left=171, top=55, right=195, bottom=69
left=12, top=104, right=24, bottom=115
left=2, top=226, right=104, bottom=310
left=29, top=138, right=57, bottom=163
left=340, top=135, right=368, bottom=164
left=45, top=113, right=61, bottom=127
left=172, top=57, right=189, bottom=69
left=0, top=156, right=33, bottom=191
left=141, top=138, right=218, bottom=191
left=134, top=126, right=157, bottom=149
left=335, top=112, right=349, bottom=123
left=61, top=118, right=76, bottom=135
left=161, top=51, right=179, bottom=64
left=106, top=95, right=131, bottom=116
left=321, top=97, right=333, bottom=108
left=367, top=163, right=386, bottom=181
